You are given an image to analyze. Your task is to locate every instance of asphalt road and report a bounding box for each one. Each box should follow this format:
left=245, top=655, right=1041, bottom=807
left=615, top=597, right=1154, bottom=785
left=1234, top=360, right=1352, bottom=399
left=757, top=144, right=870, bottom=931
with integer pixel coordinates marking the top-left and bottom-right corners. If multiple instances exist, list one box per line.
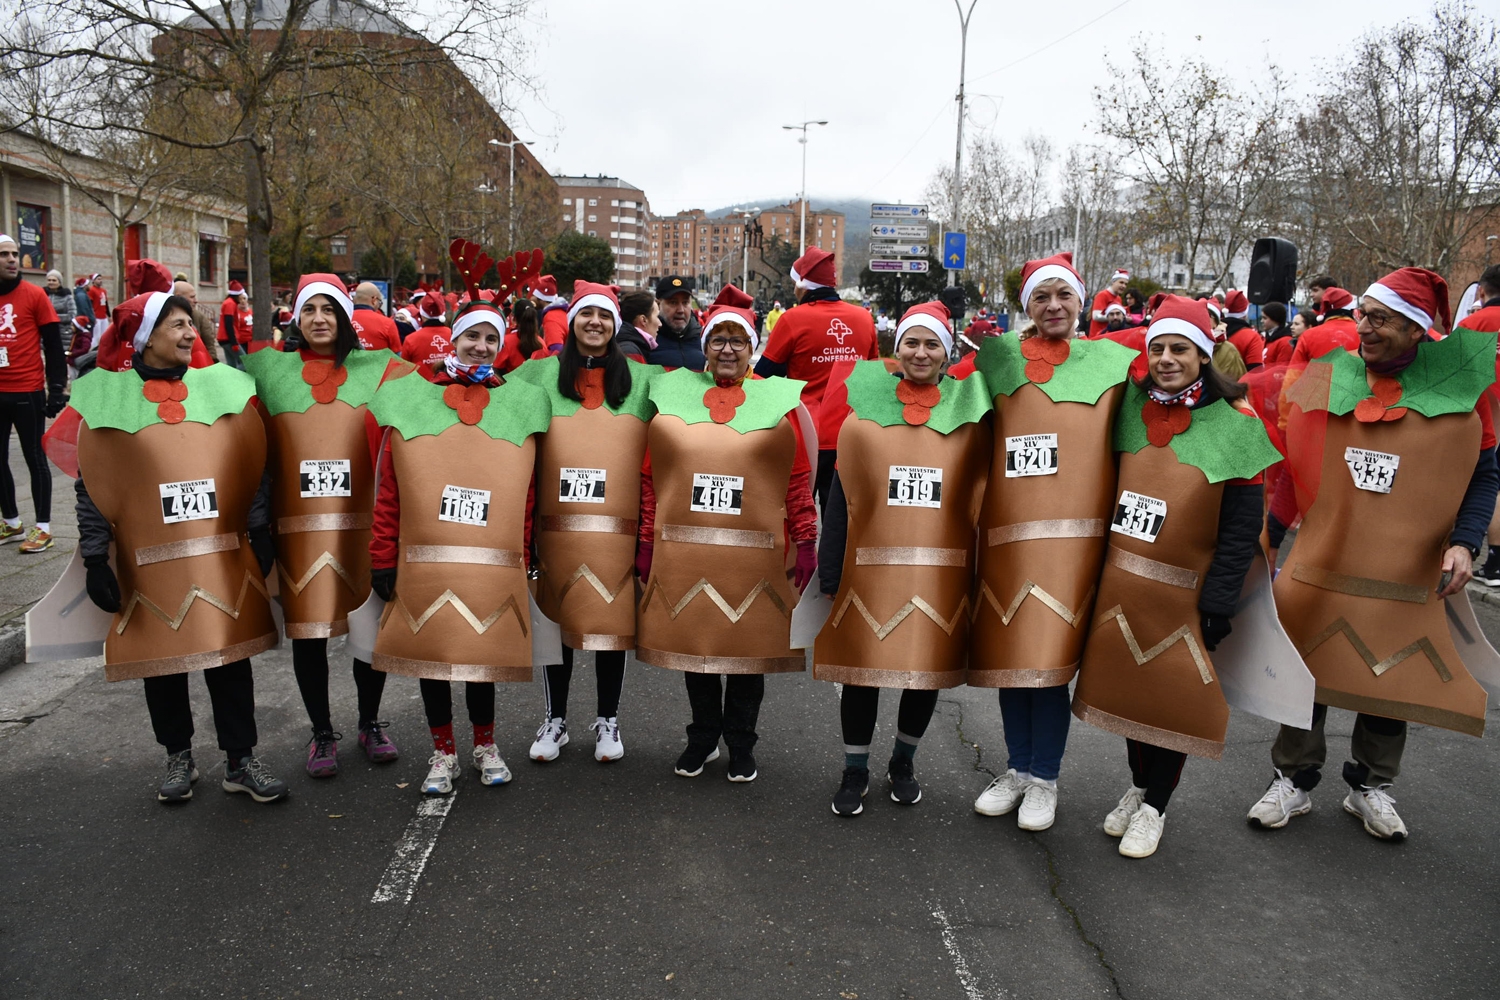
left=4, top=603, right=1500, bottom=999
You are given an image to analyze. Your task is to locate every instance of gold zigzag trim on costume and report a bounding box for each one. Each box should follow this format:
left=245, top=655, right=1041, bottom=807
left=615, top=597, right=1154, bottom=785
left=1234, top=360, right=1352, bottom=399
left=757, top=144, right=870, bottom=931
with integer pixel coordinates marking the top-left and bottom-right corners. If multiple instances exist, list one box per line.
left=640, top=577, right=791, bottom=623
left=1092, top=604, right=1212, bottom=684
left=831, top=590, right=970, bottom=639
left=557, top=563, right=635, bottom=604
left=1300, top=616, right=1452, bottom=681
left=116, top=571, right=270, bottom=634
left=978, top=580, right=1092, bottom=628
left=279, top=551, right=360, bottom=596
left=394, top=590, right=529, bottom=637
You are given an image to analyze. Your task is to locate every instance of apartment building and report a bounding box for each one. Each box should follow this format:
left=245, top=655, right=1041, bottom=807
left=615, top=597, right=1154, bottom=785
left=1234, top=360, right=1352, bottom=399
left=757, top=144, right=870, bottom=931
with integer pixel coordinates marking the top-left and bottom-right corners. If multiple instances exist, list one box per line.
left=555, top=175, right=651, bottom=288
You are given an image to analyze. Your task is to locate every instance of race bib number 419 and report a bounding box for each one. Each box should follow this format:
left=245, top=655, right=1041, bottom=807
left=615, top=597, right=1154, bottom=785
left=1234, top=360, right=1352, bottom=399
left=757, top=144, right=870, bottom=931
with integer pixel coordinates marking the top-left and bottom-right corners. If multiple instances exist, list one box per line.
left=1110, top=490, right=1167, bottom=543
left=691, top=474, right=744, bottom=515
left=1345, top=447, right=1399, bottom=494
left=160, top=478, right=219, bottom=524
left=439, top=485, right=491, bottom=527
left=1005, top=433, right=1059, bottom=478
left=299, top=459, right=351, bottom=498
left=888, top=466, right=943, bottom=508
left=559, top=467, right=607, bottom=504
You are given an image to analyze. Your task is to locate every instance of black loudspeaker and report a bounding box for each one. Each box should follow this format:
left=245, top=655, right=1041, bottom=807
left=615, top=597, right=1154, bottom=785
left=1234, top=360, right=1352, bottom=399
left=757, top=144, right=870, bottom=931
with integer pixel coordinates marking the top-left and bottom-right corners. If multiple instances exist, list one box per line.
left=1248, top=238, right=1298, bottom=304
left=939, top=284, right=967, bottom=325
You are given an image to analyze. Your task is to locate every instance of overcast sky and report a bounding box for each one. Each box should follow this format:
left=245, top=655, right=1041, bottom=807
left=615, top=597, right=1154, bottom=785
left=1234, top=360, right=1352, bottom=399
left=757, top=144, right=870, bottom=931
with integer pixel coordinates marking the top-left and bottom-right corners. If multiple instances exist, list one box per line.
left=510, top=0, right=1433, bottom=215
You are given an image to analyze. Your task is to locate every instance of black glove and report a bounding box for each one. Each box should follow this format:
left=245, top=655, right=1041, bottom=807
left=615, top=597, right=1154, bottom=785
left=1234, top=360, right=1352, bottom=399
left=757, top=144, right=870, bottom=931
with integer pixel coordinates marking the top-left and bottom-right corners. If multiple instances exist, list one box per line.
left=1200, top=614, right=1232, bottom=652
left=371, top=566, right=396, bottom=602
left=248, top=526, right=276, bottom=578
left=46, top=388, right=67, bottom=418
left=84, top=554, right=121, bottom=613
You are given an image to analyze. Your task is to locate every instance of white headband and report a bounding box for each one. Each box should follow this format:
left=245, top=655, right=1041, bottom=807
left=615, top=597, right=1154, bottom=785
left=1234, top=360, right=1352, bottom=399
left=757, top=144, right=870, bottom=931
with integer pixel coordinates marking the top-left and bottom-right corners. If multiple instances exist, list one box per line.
left=450, top=307, right=505, bottom=348
left=133, top=291, right=172, bottom=352
left=701, top=311, right=760, bottom=352
left=1021, top=265, right=1085, bottom=307
left=790, top=264, right=828, bottom=292
left=1145, top=316, right=1215, bottom=358
left=567, top=292, right=622, bottom=333
left=895, top=313, right=954, bottom=356
left=294, top=281, right=354, bottom=327
left=1363, top=282, right=1432, bottom=332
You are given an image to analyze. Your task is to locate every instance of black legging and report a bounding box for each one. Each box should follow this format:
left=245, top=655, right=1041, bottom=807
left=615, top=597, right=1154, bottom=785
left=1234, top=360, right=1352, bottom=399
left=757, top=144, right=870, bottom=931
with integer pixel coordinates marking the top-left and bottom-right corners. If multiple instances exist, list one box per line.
left=142, top=659, right=256, bottom=758
left=0, top=391, right=50, bottom=522
left=1127, top=739, right=1187, bottom=813
left=543, top=646, right=625, bottom=720
left=290, top=637, right=386, bottom=732
left=839, top=685, right=940, bottom=749
left=419, top=679, right=495, bottom=728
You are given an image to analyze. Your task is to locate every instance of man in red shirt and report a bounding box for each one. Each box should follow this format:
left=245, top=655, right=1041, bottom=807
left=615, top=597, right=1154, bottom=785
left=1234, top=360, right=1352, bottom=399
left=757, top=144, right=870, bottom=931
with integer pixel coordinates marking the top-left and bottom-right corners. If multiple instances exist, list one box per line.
left=87, top=273, right=109, bottom=339
left=219, top=280, right=247, bottom=368
left=1222, top=289, right=1266, bottom=369
left=350, top=282, right=402, bottom=353
left=1088, top=268, right=1129, bottom=337
left=0, top=234, right=68, bottom=553
left=1459, top=265, right=1500, bottom=584
left=754, top=246, right=878, bottom=508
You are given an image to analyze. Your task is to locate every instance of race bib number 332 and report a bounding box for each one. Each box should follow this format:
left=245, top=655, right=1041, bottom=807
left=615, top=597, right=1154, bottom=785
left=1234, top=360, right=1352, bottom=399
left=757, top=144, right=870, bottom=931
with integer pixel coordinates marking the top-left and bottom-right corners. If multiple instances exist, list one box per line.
left=299, top=459, right=352, bottom=498
left=439, top=485, right=491, bottom=527
left=1345, top=447, right=1399, bottom=494
left=1110, top=490, right=1167, bottom=543
left=888, top=466, right=943, bottom=508
left=690, top=474, right=744, bottom=515
left=159, top=478, right=219, bottom=524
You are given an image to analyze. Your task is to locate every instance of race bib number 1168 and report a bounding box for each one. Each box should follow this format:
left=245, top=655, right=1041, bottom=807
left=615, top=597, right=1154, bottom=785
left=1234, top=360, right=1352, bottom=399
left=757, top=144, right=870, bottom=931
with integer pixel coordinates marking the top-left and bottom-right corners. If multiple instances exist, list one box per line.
left=439, top=485, right=491, bottom=527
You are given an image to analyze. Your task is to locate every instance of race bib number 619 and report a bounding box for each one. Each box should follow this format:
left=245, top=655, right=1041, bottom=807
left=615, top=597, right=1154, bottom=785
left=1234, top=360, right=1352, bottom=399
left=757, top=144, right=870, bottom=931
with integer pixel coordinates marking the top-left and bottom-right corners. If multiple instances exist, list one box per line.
left=888, top=466, right=943, bottom=508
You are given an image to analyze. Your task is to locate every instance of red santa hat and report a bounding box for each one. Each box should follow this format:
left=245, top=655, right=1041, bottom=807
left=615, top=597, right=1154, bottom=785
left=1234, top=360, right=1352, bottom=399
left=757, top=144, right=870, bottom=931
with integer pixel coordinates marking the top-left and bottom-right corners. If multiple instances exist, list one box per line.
left=790, top=247, right=837, bottom=290
left=1110, top=268, right=1130, bottom=284
left=1019, top=252, right=1086, bottom=305
left=126, top=258, right=173, bottom=296
left=292, top=272, right=353, bottom=325
left=531, top=274, right=563, bottom=304
left=112, top=291, right=174, bottom=354
left=450, top=302, right=506, bottom=345
left=701, top=284, right=759, bottom=350
left=895, top=300, right=954, bottom=356
left=1364, top=266, right=1451, bottom=335
left=1224, top=289, right=1249, bottom=319
left=566, top=280, right=622, bottom=333
left=1146, top=295, right=1216, bottom=357
left=1320, top=287, right=1356, bottom=314
left=227, top=279, right=247, bottom=297
left=420, top=294, right=447, bottom=320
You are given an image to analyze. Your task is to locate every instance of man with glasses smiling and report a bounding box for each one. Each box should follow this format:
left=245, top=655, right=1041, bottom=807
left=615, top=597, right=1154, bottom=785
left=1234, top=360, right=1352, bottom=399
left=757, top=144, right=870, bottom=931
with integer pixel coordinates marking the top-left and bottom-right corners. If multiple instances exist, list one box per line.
left=1250, top=267, right=1500, bottom=841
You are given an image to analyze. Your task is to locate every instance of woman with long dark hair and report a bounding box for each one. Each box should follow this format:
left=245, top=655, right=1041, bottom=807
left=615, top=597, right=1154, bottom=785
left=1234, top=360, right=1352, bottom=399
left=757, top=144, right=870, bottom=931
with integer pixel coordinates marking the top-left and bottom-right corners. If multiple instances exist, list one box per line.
left=510, top=281, right=658, bottom=763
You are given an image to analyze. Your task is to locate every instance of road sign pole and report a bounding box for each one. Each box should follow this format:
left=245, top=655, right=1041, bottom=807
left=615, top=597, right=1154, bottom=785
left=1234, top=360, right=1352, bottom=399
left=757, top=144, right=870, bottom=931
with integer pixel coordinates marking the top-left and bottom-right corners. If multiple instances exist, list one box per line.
left=949, top=0, right=978, bottom=288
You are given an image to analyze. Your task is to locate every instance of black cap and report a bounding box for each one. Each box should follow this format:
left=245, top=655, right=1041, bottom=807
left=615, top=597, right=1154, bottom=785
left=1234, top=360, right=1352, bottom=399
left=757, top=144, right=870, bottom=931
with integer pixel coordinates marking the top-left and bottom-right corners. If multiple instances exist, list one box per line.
left=656, top=275, right=695, bottom=299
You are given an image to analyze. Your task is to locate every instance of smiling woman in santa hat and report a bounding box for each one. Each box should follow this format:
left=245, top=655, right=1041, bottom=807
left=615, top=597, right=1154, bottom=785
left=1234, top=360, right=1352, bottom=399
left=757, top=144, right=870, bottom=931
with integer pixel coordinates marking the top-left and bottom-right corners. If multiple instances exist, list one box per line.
left=966, top=252, right=1137, bottom=834
left=55, top=287, right=289, bottom=804
left=1072, top=294, right=1279, bottom=858
left=509, top=278, right=661, bottom=765
left=365, top=241, right=551, bottom=797
left=243, top=272, right=402, bottom=779
left=812, top=299, right=993, bottom=816
left=636, top=285, right=818, bottom=783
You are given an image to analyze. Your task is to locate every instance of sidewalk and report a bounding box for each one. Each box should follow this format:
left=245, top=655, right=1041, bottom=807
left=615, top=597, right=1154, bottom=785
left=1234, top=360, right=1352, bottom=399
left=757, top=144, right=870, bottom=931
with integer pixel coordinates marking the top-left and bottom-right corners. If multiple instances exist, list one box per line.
left=0, top=447, right=77, bottom=668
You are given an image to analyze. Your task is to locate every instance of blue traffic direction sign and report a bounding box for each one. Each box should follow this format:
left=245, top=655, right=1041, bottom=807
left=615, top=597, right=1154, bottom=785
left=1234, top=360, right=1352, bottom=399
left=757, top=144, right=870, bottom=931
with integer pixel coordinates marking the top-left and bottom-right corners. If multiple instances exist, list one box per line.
left=943, top=231, right=967, bottom=270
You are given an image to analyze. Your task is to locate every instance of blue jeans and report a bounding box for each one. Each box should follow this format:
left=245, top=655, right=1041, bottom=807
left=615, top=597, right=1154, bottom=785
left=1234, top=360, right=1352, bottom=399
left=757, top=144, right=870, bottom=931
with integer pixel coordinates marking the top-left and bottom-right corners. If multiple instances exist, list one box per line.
left=997, top=684, right=1072, bottom=781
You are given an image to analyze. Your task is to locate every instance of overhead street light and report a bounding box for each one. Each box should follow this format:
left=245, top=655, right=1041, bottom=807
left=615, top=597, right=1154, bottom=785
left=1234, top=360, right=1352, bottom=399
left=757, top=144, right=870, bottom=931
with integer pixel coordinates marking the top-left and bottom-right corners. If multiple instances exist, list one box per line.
left=488, top=137, right=535, bottom=248
left=782, top=120, right=828, bottom=256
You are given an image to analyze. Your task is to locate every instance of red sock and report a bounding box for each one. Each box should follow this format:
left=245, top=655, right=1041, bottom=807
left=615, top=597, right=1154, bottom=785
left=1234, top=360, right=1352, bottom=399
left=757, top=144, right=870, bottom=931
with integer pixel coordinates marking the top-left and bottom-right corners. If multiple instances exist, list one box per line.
left=473, top=723, right=494, bottom=748
left=430, top=723, right=455, bottom=756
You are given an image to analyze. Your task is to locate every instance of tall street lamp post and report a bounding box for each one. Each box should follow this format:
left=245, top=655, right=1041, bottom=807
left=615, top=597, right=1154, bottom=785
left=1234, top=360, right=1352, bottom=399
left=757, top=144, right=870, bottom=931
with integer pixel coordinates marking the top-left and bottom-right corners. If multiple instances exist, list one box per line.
left=948, top=0, right=977, bottom=288
left=488, top=136, right=534, bottom=249
left=782, top=120, right=827, bottom=256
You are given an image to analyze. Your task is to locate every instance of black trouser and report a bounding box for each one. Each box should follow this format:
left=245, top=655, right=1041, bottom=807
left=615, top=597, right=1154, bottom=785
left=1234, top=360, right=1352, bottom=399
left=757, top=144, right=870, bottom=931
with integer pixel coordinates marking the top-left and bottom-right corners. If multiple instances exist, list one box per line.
left=543, top=646, right=625, bottom=720
left=815, top=449, right=838, bottom=513
left=219, top=340, right=243, bottom=369
left=142, top=660, right=257, bottom=759
left=0, top=390, right=50, bottom=523
left=290, top=637, right=386, bottom=732
left=684, top=673, right=763, bottom=752
left=1127, top=739, right=1187, bottom=813
left=839, top=685, right=939, bottom=751
left=418, top=679, right=495, bottom=728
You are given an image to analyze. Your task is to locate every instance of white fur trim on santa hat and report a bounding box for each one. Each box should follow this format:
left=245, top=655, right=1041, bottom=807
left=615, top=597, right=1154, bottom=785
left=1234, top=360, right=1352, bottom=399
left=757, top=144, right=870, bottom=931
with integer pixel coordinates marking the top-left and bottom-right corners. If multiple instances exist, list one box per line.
left=701, top=311, right=760, bottom=352
left=1021, top=264, right=1085, bottom=306
left=533, top=289, right=564, bottom=305
left=1226, top=307, right=1249, bottom=319
left=895, top=313, right=954, bottom=356
left=789, top=265, right=828, bottom=292
left=1363, top=281, right=1432, bottom=332
left=450, top=306, right=506, bottom=348
left=0, top=233, right=15, bottom=248
left=294, top=280, right=353, bottom=325
left=1104, top=301, right=1127, bottom=316
left=567, top=293, right=621, bottom=333
left=1146, top=316, right=1215, bottom=358
left=133, top=291, right=172, bottom=352
left=1110, top=269, right=1130, bottom=283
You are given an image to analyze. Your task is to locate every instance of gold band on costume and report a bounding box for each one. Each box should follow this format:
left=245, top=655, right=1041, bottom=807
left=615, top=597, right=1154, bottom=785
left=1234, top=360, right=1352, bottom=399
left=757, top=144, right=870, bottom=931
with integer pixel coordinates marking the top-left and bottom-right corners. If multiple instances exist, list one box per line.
left=117, top=571, right=271, bottom=634
left=278, top=513, right=373, bottom=534
left=854, top=546, right=967, bottom=567
left=405, top=545, right=522, bottom=567
left=987, top=518, right=1106, bottom=547
left=1106, top=546, right=1200, bottom=590
left=1291, top=564, right=1429, bottom=605
left=660, top=523, right=775, bottom=549
left=539, top=514, right=638, bottom=535
left=1092, top=603, right=1212, bottom=684
left=135, top=532, right=241, bottom=566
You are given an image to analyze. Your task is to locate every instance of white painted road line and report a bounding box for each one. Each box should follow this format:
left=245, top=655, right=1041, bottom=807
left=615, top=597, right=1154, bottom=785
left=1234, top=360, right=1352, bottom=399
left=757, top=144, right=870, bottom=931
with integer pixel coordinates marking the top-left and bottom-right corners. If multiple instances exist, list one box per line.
left=932, top=900, right=990, bottom=1000
left=371, top=793, right=456, bottom=904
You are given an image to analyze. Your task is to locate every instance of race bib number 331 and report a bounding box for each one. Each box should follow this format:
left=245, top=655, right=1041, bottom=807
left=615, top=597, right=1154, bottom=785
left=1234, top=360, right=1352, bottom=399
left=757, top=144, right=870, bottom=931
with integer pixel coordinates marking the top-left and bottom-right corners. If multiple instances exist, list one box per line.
left=160, top=478, right=219, bottom=524
left=1110, top=490, right=1167, bottom=543
left=888, top=466, right=943, bottom=508
left=1345, top=447, right=1399, bottom=494
left=299, top=459, right=352, bottom=498
left=439, top=485, right=491, bottom=526
left=690, top=474, right=744, bottom=515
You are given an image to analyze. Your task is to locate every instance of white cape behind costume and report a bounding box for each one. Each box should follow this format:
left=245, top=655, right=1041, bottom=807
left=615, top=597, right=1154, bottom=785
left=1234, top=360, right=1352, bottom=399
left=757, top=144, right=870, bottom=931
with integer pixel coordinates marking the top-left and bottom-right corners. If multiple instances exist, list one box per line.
left=1211, top=549, right=1317, bottom=729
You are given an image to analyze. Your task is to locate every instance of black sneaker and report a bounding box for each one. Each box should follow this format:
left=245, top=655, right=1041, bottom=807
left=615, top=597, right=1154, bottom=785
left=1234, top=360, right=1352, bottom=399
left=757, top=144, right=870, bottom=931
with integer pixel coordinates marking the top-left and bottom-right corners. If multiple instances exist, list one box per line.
left=158, top=749, right=198, bottom=804
left=1479, top=549, right=1500, bottom=586
left=831, top=766, right=869, bottom=816
left=727, top=750, right=758, bottom=783
left=223, top=756, right=290, bottom=803
left=887, top=756, right=922, bottom=805
left=674, top=743, right=720, bottom=777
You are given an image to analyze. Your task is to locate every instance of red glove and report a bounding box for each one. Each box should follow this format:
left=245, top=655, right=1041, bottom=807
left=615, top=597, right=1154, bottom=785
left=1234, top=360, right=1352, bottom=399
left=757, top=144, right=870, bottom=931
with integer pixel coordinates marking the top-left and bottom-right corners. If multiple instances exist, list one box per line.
left=792, top=539, right=817, bottom=593
left=635, top=541, right=653, bottom=581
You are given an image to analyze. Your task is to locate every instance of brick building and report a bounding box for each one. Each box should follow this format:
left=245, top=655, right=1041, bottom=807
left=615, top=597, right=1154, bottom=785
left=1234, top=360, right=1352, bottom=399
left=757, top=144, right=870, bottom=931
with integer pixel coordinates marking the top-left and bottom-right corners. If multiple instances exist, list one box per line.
left=755, top=200, right=845, bottom=286
left=556, top=175, right=651, bottom=289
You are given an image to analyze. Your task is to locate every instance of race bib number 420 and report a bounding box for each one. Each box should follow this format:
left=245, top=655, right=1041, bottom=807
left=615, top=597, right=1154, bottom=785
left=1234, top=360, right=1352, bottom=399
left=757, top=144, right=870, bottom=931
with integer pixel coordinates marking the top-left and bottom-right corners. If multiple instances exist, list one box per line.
left=690, top=474, right=744, bottom=515
left=299, top=459, right=352, bottom=498
left=159, top=478, right=219, bottom=523
left=1345, top=447, right=1399, bottom=494
left=888, top=466, right=943, bottom=508
left=1005, top=433, right=1059, bottom=478
left=559, top=467, right=606, bottom=504
left=1110, top=490, right=1167, bottom=543
left=438, top=485, right=491, bottom=526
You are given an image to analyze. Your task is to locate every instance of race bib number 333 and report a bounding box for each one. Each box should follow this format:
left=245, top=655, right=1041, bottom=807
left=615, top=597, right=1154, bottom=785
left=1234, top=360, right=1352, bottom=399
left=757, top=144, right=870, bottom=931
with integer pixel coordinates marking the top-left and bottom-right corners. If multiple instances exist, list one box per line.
left=160, top=478, right=219, bottom=524
left=1110, top=490, right=1167, bottom=543
left=299, top=459, right=352, bottom=498
left=690, top=474, right=744, bottom=515
left=439, top=485, right=491, bottom=526
left=1344, top=447, right=1399, bottom=494
left=888, top=466, right=943, bottom=508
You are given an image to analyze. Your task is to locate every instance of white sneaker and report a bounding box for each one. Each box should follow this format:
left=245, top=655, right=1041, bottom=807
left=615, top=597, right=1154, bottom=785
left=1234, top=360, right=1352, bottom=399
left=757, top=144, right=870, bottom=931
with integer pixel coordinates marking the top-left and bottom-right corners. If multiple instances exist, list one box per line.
left=1342, top=784, right=1407, bottom=840
left=1119, top=803, right=1165, bottom=858
left=530, top=718, right=569, bottom=762
left=1247, top=770, right=1312, bottom=829
left=590, top=716, right=624, bottom=762
left=1103, top=784, right=1146, bottom=837
left=421, top=752, right=459, bottom=796
left=974, top=769, right=1027, bottom=816
left=1017, top=780, right=1058, bottom=831
left=472, top=744, right=513, bottom=786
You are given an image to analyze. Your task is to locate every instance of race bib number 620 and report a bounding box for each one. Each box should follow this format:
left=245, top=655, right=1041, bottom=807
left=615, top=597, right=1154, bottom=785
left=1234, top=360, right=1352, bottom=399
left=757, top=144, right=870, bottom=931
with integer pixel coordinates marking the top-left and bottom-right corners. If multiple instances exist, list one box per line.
left=159, top=478, right=219, bottom=524
left=1005, top=433, right=1059, bottom=477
